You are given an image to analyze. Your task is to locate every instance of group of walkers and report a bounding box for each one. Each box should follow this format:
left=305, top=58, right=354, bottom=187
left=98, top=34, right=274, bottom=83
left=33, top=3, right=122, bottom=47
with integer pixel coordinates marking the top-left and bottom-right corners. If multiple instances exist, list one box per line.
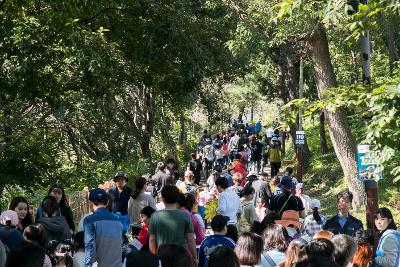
left=0, top=125, right=400, bottom=267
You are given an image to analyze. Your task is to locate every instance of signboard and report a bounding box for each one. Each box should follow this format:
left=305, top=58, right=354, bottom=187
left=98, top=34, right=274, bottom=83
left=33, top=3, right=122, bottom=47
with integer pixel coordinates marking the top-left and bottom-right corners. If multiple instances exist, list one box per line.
left=357, top=144, right=383, bottom=181
left=295, top=131, right=305, bottom=145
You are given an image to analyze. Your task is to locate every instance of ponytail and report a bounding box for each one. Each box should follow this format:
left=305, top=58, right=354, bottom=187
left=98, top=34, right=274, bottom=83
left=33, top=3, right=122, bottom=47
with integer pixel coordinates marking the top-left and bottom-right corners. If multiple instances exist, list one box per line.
left=312, top=207, right=322, bottom=223
left=132, top=177, right=147, bottom=199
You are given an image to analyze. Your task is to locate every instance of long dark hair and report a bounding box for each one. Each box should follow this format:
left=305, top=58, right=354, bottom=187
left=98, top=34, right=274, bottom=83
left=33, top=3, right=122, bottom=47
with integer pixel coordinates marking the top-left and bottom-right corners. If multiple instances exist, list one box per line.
left=132, top=177, right=147, bottom=199
left=312, top=207, right=322, bottom=223
left=374, top=207, right=397, bottom=232
left=48, top=185, right=69, bottom=207
left=9, top=196, right=33, bottom=229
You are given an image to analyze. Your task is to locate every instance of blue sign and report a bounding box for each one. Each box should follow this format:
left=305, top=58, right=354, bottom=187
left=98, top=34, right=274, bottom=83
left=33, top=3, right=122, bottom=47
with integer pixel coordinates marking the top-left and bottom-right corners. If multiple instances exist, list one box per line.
left=357, top=144, right=383, bottom=182
left=295, top=131, right=305, bottom=145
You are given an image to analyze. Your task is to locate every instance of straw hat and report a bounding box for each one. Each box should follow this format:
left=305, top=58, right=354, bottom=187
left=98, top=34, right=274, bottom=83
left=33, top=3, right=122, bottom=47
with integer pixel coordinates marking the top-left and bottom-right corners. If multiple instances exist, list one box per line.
left=275, top=210, right=302, bottom=228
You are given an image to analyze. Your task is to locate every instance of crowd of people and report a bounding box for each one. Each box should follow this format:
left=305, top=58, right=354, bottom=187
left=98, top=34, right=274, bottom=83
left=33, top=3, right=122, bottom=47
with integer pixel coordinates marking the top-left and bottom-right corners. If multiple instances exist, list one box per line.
left=0, top=124, right=400, bottom=267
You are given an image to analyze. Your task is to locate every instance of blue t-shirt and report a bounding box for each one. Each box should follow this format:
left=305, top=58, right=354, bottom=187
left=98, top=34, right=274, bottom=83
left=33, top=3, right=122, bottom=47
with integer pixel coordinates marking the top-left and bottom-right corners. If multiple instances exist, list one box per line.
left=0, top=225, right=23, bottom=251
left=199, top=235, right=235, bottom=267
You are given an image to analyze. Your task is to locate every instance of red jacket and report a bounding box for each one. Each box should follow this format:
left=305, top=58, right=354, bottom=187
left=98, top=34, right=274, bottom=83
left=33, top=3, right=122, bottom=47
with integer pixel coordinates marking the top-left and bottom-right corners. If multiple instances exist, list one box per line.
left=233, top=160, right=247, bottom=186
left=138, top=224, right=149, bottom=245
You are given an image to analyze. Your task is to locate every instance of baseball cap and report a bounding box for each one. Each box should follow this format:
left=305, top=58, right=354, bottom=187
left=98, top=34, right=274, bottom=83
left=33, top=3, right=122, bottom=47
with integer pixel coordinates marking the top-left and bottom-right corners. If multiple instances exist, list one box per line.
left=114, top=171, right=128, bottom=182
left=89, top=188, right=109, bottom=201
left=278, top=176, right=294, bottom=190
left=0, top=210, right=19, bottom=227
left=296, top=183, right=305, bottom=189
left=211, top=215, right=229, bottom=231
left=310, top=199, right=321, bottom=209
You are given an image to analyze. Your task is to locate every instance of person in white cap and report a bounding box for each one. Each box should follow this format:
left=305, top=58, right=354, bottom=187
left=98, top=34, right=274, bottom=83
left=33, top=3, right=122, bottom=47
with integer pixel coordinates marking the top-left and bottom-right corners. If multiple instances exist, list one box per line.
left=295, top=183, right=312, bottom=214
left=0, top=210, right=24, bottom=251
left=302, top=199, right=326, bottom=237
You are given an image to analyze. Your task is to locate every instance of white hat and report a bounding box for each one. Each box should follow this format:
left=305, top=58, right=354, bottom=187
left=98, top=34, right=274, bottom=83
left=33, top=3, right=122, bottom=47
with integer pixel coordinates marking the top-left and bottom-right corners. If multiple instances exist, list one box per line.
left=0, top=210, right=19, bottom=227
left=310, top=199, right=321, bottom=209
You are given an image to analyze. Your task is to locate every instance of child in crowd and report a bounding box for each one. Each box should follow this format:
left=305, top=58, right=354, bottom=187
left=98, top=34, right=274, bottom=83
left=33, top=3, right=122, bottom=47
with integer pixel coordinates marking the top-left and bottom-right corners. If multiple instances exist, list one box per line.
left=72, top=231, right=85, bottom=267
left=51, top=242, right=73, bottom=267
left=137, top=206, right=156, bottom=250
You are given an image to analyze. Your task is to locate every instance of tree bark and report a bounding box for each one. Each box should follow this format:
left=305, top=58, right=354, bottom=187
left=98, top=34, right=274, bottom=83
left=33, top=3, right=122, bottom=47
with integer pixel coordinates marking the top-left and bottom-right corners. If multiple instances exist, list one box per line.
left=319, top=111, right=329, bottom=154
left=310, top=24, right=365, bottom=209
left=238, top=106, right=245, bottom=123
left=139, top=88, right=154, bottom=160
left=383, top=14, right=399, bottom=73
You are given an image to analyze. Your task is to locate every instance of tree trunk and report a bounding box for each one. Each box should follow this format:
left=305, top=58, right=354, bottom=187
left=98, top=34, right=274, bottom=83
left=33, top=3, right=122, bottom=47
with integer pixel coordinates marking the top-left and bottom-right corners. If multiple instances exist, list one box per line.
left=319, top=111, right=329, bottom=154
left=139, top=88, right=154, bottom=160
left=350, top=50, right=360, bottom=83
left=383, top=14, right=400, bottom=73
left=238, top=106, right=245, bottom=123
left=360, top=32, right=371, bottom=85
left=310, top=24, right=365, bottom=210
left=178, top=113, right=187, bottom=147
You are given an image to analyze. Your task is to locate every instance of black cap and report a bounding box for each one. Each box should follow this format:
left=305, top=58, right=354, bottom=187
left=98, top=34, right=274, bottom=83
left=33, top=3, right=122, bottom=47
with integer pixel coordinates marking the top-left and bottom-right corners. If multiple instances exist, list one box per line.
left=211, top=215, right=229, bottom=231
left=89, top=188, right=109, bottom=201
left=114, top=171, right=128, bottom=182
left=278, top=176, right=294, bottom=191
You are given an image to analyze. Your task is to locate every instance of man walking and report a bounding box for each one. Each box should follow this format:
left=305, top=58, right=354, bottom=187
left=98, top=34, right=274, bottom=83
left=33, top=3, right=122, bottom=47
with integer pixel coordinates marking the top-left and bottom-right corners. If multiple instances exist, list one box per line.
left=267, top=176, right=305, bottom=218
left=108, top=171, right=132, bottom=233
left=215, top=177, right=241, bottom=241
left=84, top=188, right=123, bottom=267
left=152, top=162, right=174, bottom=194
left=149, top=185, right=197, bottom=264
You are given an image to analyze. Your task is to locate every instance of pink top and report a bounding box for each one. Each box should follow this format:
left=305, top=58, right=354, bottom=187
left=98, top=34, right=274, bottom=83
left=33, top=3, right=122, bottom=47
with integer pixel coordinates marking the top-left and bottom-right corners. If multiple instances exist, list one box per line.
left=180, top=208, right=205, bottom=245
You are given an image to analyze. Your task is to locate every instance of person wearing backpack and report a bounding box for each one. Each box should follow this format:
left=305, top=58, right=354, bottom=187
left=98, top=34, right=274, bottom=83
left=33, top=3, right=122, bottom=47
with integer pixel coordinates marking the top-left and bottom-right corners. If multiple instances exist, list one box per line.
left=268, top=137, right=282, bottom=177
left=203, top=138, right=216, bottom=179
left=249, top=135, right=264, bottom=174
left=36, top=196, right=72, bottom=244
left=178, top=170, right=199, bottom=199
left=228, top=130, right=240, bottom=161
left=237, top=187, right=257, bottom=235
left=251, top=172, right=271, bottom=208
left=373, top=207, right=400, bottom=267
left=267, top=176, right=306, bottom=219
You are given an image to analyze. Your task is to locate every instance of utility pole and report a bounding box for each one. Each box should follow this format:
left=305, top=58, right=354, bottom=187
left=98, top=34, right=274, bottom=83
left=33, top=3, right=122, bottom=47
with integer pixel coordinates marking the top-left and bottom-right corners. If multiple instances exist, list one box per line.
left=296, top=58, right=304, bottom=182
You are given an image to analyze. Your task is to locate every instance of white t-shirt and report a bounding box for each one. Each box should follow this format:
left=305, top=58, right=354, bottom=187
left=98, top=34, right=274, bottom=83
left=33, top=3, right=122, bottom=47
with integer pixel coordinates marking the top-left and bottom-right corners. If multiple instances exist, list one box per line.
left=266, top=128, right=274, bottom=138
left=216, top=188, right=241, bottom=225
left=298, top=194, right=312, bottom=214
